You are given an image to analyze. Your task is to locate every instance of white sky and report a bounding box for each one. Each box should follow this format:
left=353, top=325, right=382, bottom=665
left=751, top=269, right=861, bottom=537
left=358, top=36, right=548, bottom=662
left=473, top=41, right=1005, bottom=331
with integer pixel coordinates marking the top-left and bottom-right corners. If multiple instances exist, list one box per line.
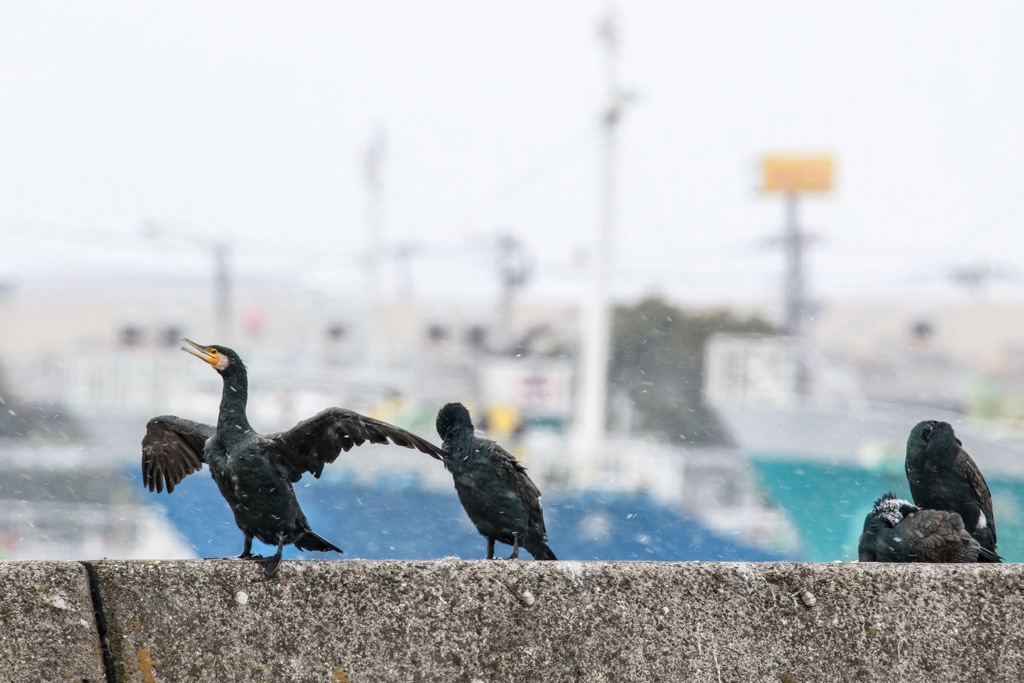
left=2, top=2, right=1024, bottom=312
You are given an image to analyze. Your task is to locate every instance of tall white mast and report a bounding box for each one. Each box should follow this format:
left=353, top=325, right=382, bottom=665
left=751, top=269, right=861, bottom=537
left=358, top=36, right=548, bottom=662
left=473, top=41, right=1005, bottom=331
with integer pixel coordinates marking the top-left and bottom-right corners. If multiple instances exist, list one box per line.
left=571, top=7, right=623, bottom=481
left=363, top=129, right=387, bottom=364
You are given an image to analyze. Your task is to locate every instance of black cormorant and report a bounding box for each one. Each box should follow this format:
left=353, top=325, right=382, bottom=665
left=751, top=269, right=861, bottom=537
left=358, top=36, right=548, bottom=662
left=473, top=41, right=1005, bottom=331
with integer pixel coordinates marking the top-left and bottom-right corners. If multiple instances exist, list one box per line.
left=142, top=339, right=446, bottom=576
left=905, top=420, right=1000, bottom=562
left=858, top=493, right=986, bottom=563
left=435, top=402, right=556, bottom=561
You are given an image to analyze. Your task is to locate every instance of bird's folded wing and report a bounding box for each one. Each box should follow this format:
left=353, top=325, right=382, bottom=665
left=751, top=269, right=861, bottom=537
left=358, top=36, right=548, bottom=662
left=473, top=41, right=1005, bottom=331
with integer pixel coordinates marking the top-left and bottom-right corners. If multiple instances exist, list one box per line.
left=488, top=441, right=547, bottom=534
left=906, top=509, right=956, bottom=545
left=954, top=446, right=997, bottom=543
left=269, top=407, right=446, bottom=482
left=905, top=509, right=979, bottom=562
left=141, top=416, right=214, bottom=493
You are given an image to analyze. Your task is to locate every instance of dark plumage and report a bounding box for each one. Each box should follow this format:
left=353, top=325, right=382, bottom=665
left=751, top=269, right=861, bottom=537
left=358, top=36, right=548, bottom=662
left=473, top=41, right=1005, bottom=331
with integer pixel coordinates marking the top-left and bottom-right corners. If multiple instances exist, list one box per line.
left=858, top=493, right=983, bottom=563
left=142, top=339, right=446, bottom=576
left=905, top=420, right=1000, bottom=562
left=436, top=402, right=556, bottom=561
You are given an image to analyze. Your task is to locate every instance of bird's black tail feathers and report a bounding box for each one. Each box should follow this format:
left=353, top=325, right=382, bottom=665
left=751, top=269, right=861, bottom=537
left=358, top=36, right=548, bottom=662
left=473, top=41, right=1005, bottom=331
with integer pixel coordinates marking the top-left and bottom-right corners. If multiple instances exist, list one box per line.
left=295, top=531, right=343, bottom=554
left=528, top=542, right=558, bottom=561
left=978, top=547, right=1002, bottom=563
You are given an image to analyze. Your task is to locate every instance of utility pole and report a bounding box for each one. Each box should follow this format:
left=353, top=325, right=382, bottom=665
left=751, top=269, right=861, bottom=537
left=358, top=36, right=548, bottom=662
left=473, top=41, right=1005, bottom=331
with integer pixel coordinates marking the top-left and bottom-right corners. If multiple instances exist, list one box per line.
left=212, top=241, right=232, bottom=342
left=495, top=233, right=532, bottom=353
left=781, top=192, right=809, bottom=396
left=782, top=192, right=805, bottom=338
left=141, top=219, right=233, bottom=342
left=761, top=154, right=834, bottom=399
left=363, top=129, right=387, bottom=364
left=571, top=7, right=623, bottom=480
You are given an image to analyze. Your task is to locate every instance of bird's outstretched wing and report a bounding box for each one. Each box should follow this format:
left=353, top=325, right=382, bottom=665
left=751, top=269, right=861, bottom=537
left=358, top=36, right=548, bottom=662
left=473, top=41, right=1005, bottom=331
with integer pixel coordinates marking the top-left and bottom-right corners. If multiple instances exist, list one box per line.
left=953, top=445, right=997, bottom=543
left=269, top=407, right=446, bottom=482
left=142, top=415, right=214, bottom=493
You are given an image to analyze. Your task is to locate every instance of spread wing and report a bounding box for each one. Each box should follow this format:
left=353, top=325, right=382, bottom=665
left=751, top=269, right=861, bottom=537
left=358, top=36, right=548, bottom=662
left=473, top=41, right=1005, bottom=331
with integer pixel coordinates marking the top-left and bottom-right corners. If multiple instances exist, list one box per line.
left=141, top=415, right=214, bottom=493
left=902, top=509, right=980, bottom=563
left=954, top=446, right=996, bottom=543
left=268, top=407, right=446, bottom=482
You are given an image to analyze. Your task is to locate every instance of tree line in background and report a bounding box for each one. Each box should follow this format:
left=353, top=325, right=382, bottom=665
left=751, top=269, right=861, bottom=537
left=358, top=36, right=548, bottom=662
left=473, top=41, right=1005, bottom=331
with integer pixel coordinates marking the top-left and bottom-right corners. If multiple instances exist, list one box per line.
left=610, top=295, right=776, bottom=446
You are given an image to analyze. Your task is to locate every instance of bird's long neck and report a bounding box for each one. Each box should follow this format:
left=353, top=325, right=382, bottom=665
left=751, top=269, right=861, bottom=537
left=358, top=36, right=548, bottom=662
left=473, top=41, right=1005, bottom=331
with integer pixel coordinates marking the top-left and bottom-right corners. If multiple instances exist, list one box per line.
left=217, top=367, right=252, bottom=434
left=445, top=424, right=478, bottom=455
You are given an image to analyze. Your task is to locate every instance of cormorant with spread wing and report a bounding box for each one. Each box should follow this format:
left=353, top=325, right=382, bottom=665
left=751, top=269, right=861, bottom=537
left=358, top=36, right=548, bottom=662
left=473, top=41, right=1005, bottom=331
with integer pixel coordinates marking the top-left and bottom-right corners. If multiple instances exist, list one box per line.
left=142, top=339, right=446, bottom=576
left=436, top=402, right=556, bottom=561
left=905, top=420, right=1000, bottom=562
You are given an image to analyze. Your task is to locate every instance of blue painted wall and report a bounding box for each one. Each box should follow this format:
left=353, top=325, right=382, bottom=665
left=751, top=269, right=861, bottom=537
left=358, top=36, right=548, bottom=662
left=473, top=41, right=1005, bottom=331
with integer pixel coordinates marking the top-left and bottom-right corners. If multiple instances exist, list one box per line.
left=752, top=456, right=1021, bottom=562
left=125, top=468, right=785, bottom=563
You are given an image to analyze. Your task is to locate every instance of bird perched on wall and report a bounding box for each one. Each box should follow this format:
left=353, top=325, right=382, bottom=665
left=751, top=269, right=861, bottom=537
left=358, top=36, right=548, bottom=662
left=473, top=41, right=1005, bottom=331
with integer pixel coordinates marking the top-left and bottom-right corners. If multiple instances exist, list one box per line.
left=435, top=402, right=556, bottom=561
left=858, top=492, right=988, bottom=563
left=905, top=420, right=1000, bottom=562
left=141, top=339, right=447, bottom=577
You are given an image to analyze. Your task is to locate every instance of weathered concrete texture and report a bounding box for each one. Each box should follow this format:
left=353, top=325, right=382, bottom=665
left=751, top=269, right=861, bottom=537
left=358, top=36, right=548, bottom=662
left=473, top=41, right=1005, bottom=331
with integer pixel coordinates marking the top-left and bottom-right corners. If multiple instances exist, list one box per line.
left=91, top=559, right=1024, bottom=683
left=0, top=561, right=107, bottom=683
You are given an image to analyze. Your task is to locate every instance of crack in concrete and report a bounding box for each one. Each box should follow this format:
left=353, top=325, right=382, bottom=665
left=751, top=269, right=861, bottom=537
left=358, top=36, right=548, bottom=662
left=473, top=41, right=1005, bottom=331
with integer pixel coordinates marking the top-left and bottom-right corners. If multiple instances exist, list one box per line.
left=80, top=561, right=117, bottom=683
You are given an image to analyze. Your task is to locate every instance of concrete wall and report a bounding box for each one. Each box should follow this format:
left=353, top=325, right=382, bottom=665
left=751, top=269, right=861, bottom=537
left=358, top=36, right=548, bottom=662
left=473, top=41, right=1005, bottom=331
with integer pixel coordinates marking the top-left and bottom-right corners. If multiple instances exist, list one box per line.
left=0, top=562, right=107, bottom=682
left=2, top=559, right=1023, bottom=682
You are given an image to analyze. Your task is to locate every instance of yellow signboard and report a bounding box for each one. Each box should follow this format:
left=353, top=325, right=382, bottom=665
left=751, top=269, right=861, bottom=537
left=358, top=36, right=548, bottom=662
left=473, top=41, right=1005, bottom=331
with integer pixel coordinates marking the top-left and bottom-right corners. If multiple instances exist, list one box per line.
left=762, top=155, right=834, bottom=193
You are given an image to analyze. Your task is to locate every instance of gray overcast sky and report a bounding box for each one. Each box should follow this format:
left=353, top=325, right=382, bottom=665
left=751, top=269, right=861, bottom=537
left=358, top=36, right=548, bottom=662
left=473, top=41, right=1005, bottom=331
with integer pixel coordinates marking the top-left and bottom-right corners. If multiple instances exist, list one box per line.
left=2, top=2, right=1024, bottom=310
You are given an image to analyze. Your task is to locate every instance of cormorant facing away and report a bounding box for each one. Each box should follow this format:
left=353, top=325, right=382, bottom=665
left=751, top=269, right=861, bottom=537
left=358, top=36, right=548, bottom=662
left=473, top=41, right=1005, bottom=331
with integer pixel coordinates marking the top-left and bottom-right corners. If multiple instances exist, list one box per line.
left=142, top=339, right=447, bottom=577
left=858, top=493, right=987, bottom=563
left=435, top=402, right=556, bottom=561
left=905, top=420, right=1000, bottom=562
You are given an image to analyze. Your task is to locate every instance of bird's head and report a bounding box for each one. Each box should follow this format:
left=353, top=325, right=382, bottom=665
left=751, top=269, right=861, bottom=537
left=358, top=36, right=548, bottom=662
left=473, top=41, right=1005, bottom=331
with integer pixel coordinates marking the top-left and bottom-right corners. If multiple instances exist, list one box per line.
left=436, top=402, right=473, bottom=441
left=867, top=492, right=917, bottom=528
left=181, top=338, right=244, bottom=375
left=912, top=420, right=938, bottom=443
left=859, top=492, right=919, bottom=562
left=908, top=419, right=962, bottom=457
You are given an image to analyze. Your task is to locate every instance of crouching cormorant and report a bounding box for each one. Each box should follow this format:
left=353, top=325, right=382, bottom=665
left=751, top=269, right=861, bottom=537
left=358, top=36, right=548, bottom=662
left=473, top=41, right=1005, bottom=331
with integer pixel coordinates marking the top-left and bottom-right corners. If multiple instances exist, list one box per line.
left=435, top=402, right=556, bottom=561
left=858, top=493, right=990, bottom=563
left=142, top=339, right=447, bottom=576
left=905, top=420, right=1000, bottom=562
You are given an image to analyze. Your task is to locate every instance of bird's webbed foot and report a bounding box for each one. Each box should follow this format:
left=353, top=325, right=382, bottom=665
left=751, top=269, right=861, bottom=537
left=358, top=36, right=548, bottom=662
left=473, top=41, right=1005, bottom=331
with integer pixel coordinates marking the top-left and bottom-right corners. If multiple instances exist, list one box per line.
left=252, top=541, right=285, bottom=578
left=252, top=554, right=282, bottom=577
